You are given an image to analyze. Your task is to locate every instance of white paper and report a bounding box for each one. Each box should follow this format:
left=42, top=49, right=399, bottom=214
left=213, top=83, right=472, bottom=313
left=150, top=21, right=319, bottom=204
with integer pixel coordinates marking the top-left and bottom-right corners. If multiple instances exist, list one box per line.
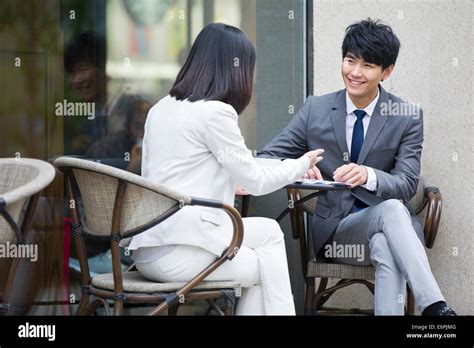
left=294, top=179, right=349, bottom=186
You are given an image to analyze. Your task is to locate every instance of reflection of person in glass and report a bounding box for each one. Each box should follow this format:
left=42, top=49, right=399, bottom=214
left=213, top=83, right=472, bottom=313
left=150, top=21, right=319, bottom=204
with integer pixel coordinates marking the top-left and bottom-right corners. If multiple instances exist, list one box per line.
left=127, top=23, right=323, bottom=315
left=64, top=33, right=149, bottom=272
left=86, top=98, right=151, bottom=174
left=65, top=32, right=106, bottom=104
left=68, top=97, right=150, bottom=274
left=64, top=31, right=108, bottom=154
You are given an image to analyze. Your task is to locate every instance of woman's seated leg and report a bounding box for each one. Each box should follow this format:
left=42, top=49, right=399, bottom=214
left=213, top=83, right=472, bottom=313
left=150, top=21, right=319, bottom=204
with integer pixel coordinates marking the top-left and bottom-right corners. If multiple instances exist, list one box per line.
left=135, top=217, right=294, bottom=315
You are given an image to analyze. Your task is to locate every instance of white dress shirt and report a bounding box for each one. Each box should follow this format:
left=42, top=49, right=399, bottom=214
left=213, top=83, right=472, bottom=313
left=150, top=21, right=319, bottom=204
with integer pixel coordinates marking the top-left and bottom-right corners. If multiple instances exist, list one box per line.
left=345, top=91, right=379, bottom=191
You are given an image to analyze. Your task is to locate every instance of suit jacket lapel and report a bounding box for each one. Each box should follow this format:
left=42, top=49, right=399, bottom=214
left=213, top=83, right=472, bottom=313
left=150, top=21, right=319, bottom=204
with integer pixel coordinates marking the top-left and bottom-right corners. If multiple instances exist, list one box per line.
left=357, top=86, right=390, bottom=164
left=330, top=91, right=349, bottom=161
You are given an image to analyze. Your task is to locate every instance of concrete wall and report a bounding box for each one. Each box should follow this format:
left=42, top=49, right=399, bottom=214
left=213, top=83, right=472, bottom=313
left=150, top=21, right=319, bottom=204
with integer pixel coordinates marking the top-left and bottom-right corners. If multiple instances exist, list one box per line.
left=312, top=0, right=473, bottom=314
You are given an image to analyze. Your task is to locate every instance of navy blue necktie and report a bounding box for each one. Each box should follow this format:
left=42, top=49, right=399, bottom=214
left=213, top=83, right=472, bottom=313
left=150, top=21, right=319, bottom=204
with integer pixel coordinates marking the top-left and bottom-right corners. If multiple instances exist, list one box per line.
left=351, top=109, right=366, bottom=163
left=351, top=109, right=368, bottom=210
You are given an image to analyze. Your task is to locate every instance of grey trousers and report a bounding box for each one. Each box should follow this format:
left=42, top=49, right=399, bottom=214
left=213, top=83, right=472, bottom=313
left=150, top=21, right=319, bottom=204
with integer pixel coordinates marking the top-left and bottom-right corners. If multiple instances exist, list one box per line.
left=330, top=199, right=445, bottom=315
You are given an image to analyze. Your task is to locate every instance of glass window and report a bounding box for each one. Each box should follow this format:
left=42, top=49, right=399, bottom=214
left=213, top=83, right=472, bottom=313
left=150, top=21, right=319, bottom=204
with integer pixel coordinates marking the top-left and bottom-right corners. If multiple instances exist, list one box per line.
left=0, top=0, right=308, bottom=313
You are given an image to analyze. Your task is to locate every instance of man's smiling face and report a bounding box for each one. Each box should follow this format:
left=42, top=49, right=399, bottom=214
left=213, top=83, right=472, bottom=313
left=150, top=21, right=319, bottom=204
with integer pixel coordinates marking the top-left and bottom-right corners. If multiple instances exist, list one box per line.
left=69, top=61, right=104, bottom=102
left=341, top=52, right=393, bottom=107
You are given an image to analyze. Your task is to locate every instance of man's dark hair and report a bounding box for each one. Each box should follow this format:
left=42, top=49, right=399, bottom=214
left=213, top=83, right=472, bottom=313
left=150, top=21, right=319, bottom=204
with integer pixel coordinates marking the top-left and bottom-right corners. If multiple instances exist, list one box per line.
left=170, top=23, right=256, bottom=115
left=64, top=31, right=106, bottom=73
left=342, top=18, right=400, bottom=70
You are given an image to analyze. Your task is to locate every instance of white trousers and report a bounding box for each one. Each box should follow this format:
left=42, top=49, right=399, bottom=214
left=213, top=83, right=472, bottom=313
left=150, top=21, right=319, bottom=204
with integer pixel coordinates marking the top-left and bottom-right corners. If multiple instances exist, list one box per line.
left=135, top=217, right=295, bottom=315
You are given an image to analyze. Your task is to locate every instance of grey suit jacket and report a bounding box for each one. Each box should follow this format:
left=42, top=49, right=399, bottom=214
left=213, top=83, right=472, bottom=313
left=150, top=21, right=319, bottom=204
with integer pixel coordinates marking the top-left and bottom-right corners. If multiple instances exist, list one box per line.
left=259, top=86, right=425, bottom=258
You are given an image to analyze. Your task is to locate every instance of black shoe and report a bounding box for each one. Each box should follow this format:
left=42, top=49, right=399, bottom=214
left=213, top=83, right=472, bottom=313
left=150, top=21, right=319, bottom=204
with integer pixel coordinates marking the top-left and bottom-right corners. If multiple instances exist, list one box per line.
left=438, top=306, right=457, bottom=316
left=422, top=301, right=457, bottom=316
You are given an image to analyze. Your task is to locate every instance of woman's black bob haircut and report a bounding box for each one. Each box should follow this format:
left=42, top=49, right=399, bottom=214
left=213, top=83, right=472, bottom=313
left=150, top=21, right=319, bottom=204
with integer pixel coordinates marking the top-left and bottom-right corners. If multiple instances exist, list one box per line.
left=342, top=18, right=400, bottom=70
left=170, top=23, right=256, bottom=115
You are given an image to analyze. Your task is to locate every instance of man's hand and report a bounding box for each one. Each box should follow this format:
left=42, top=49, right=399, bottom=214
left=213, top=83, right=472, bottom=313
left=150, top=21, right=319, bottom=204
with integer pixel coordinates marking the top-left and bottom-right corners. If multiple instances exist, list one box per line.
left=333, top=163, right=368, bottom=187
left=302, top=165, right=323, bottom=180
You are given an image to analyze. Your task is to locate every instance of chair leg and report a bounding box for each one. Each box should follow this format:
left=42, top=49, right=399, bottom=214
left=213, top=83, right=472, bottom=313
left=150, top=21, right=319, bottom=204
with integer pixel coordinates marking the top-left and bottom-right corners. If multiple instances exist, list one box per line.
left=2, top=257, right=22, bottom=315
left=205, top=299, right=225, bottom=316
left=315, top=279, right=375, bottom=315
left=75, top=292, right=90, bottom=315
left=168, top=304, right=180, bottom=316
left=221, top=290, right=235, bottom=316
left=223, top=306, right=234, bottom=316
left=314, top=278, right=335, bottom=314
left=83, top=299, right=110, bottom=316
left=406, top=287, right=415, bottom=315
left=0, top=303, right=10, bottom=315
left=113, top=300, right=123, bottom=316
left=304, top=278, right=316, bottom=315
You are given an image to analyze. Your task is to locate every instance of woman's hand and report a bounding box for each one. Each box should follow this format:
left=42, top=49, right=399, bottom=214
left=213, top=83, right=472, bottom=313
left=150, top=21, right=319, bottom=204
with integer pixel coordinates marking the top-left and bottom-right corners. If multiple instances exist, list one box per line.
left=235, top=185, right=249, bottom=196
left=302, top=165, right=323, bottom=180
left=302, top=149, right=324, bottom=168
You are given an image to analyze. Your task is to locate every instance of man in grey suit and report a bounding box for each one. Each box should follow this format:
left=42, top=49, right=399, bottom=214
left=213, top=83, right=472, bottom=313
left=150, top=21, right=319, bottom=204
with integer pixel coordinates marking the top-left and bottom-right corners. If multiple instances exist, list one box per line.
left=259, top=18, right=455, bottom=315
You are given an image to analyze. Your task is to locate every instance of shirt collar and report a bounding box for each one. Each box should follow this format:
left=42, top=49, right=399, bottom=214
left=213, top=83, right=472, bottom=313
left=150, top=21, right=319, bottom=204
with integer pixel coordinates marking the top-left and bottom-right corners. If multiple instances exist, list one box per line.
left=345, top=88, right=380, bottom=117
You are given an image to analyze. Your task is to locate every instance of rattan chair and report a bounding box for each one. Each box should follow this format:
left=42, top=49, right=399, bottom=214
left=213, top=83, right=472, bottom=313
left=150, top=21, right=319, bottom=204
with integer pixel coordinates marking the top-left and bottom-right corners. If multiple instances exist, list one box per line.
left=287, top=176, right=442, bottom=315
left=53, top=157, right=243, bottom=316
left=0, top=158, right=56, bottom=314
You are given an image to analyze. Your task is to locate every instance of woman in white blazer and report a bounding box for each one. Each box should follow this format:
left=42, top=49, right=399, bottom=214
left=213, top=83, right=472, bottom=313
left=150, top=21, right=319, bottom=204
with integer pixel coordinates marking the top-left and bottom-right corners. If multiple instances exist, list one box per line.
left=128, top=23, right=323, bottom=315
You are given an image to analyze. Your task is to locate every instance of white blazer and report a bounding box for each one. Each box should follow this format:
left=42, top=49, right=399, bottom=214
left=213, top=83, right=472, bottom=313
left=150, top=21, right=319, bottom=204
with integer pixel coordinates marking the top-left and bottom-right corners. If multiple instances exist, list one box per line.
left=128, top=95, right=310, bottom=256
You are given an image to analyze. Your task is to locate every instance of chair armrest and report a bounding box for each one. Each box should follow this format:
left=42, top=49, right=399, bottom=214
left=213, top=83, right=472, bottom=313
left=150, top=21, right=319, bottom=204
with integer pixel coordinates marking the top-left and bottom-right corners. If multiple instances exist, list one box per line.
left=422, top=187, right=442, bottom=249
left=188, top=197, right=244, bottom=261
left=149, top=197, right=244, bottom=315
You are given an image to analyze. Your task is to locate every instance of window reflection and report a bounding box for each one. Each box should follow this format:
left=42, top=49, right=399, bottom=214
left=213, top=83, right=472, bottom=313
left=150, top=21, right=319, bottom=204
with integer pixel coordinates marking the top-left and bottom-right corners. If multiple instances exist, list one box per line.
left=85, top=97, right=151, bottom=174
left=62, top=0, right=259, bottom=171
left=59, top=0, right=265, bottom=277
